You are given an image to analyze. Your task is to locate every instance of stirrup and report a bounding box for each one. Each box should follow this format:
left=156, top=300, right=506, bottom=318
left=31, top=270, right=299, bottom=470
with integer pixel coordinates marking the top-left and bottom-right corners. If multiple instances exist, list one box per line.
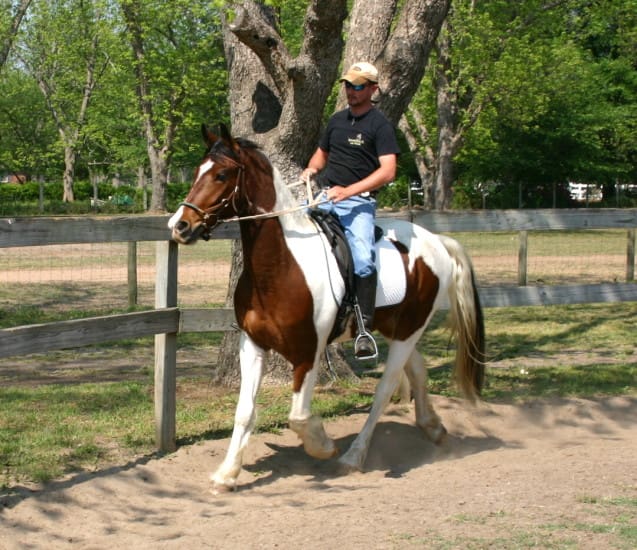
left=354, top=332, right=378, bottom=360
left=353, top=303, right=378, bottom=361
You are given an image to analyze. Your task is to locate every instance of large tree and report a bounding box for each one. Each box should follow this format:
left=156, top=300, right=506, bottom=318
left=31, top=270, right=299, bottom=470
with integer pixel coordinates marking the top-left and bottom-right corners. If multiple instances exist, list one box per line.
left=213, top=0, right=451, bottom=384
left=404, top=0, right=637, bottom=209
left=223, top=0, right=449, bottom=166
left=119, top=0, right=227, bottom=212
left=16, top=0, right=115, bottom=201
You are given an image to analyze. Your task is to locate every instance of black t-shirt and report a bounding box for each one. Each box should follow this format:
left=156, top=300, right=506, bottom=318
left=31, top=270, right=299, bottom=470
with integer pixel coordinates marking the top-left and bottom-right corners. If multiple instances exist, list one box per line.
left=319, top=107, right=400, bottom=187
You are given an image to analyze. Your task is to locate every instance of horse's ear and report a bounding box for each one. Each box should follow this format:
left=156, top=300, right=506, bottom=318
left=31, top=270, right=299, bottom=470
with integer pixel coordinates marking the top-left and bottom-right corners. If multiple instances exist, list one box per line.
left=201, top=124, right=217, bottom=148
left=218, top=123, right=241, bottom=155
left=219, top=123, right=232, bottom=142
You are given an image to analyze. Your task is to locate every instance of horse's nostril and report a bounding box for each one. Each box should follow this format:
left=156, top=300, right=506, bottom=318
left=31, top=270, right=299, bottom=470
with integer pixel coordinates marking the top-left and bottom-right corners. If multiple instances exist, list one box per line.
left=176, top=220, right=189, bottom=233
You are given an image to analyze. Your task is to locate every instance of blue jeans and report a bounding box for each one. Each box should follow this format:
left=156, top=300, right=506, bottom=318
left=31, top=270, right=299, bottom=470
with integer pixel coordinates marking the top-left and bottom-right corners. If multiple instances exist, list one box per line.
left=317, top=194, right=377, bottom=277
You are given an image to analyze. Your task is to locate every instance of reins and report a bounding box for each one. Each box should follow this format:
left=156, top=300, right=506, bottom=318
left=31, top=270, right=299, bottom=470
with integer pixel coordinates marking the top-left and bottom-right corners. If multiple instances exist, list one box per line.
left=180, top=175, right=329, bottom=228
left=220, top=189, right=329, bottom=223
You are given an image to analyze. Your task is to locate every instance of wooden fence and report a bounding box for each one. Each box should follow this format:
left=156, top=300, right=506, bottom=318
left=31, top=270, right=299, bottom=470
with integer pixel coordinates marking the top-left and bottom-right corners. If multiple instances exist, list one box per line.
left=1, top=209, right=636, bottom=451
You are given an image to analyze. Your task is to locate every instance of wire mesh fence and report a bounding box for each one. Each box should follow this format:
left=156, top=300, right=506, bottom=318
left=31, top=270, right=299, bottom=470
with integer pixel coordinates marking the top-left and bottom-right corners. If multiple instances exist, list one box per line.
left=456, top=229, right=630, bottom=288
left=0, top=240, right=232, bottom=326
left=0, top=229, right=632, bottom=329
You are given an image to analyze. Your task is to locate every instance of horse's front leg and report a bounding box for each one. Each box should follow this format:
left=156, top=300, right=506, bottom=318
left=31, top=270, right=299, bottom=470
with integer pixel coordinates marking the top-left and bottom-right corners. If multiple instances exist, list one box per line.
left=338, top=337, right=419, bottom=472
left=288, top=361, right=338, bottom=460
left=210, top=332, right=265, bottom=493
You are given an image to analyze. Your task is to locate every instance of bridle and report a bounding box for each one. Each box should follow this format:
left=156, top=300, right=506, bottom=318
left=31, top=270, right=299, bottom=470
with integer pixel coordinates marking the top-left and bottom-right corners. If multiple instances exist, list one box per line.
left=178, top=157, right=245, bottom=240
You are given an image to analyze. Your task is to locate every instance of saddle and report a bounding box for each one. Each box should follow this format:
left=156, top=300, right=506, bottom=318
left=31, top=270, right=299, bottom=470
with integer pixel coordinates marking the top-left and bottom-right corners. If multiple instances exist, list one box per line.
left=308, top=209, right=384, bottom=343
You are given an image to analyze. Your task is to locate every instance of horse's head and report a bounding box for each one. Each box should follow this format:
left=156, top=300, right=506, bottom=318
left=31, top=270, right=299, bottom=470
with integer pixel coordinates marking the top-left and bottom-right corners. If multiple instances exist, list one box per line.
left=169, top=124, right=244, bottom=244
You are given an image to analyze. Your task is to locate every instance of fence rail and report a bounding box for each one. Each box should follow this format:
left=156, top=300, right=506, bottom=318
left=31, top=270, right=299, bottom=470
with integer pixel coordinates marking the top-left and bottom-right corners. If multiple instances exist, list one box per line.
left=1, top=209, right=636, bottom=451
left=3, top=209, right=637, bottom=248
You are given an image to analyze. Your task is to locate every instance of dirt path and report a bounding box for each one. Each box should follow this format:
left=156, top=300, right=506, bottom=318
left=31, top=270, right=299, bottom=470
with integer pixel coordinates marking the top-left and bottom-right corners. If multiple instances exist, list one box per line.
left=1, top=395, right=635, bottom=549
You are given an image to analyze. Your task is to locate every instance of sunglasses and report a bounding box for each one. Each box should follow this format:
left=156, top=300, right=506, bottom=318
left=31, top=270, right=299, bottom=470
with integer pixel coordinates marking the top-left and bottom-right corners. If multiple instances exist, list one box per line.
left=344, top=81, right=367, bottom=91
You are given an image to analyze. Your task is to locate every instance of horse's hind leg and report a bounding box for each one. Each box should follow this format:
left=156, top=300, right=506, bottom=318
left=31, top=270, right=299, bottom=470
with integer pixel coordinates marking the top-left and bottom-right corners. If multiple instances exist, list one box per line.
left=404, top=349, right=446, bottom=443
left=288, top=362, right=337, bottom=459
left=338, top=338, right=417, bottom=472
left=210, top=333, right=265, bottom=493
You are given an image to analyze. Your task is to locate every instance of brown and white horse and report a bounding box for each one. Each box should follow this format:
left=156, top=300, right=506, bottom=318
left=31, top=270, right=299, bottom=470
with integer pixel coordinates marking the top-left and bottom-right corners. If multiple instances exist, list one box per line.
left=169, top=124, right=485, bottom=493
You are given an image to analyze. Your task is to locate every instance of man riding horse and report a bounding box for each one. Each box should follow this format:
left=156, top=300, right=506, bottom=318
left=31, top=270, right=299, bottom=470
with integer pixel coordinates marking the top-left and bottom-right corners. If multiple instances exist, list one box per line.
left=302, top=62, right=400, bottom=360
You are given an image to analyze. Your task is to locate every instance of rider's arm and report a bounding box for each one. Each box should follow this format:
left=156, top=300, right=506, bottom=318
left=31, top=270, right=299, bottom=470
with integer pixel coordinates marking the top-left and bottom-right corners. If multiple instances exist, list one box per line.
left=302, top=148, right=328, bottom=180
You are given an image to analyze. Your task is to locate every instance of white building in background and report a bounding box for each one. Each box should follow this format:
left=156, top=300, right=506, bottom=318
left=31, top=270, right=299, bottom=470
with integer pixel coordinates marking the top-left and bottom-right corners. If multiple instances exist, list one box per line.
left=568, top=181, right=603, bottom=202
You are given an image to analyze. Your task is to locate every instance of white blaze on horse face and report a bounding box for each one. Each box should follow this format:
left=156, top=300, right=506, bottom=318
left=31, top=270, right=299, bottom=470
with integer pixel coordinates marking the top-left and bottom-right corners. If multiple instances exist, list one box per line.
left=167, top=205, right=185, bottom=229
left=166, top=159, right=215, bottom=229
left=196, top=158, right=215, bottom=184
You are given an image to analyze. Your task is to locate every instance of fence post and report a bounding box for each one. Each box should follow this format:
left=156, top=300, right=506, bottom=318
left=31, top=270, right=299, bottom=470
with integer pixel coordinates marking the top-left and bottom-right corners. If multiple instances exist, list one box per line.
left=127, top=241, right=138, bottom=307
left=518, top=230, right=528, bottom=286
left=154, top=240, right=178, bottom=452
left=628, top=229, right=635, bottom=282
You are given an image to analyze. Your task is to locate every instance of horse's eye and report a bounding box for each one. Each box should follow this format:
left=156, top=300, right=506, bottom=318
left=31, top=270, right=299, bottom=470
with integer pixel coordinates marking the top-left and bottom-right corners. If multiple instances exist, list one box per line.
left=216, top=172, right=227, bottom=183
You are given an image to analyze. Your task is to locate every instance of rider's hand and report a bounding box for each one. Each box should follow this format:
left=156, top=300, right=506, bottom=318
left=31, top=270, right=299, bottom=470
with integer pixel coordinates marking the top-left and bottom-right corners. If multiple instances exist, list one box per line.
left=302, top=167, right=318, bottom=181
left=326, top=185, right=351, bottom=203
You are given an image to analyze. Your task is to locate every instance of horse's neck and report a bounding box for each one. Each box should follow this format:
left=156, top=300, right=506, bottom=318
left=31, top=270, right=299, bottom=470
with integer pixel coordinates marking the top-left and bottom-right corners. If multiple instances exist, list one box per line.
left=238, top=165, right=314, bottom=277
left=271, top=166, right=301, bottom=211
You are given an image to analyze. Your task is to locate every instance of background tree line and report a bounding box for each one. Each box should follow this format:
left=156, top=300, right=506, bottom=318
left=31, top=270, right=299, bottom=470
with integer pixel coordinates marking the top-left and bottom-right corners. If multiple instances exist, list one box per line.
left=0, top=0, right=635, bottom=213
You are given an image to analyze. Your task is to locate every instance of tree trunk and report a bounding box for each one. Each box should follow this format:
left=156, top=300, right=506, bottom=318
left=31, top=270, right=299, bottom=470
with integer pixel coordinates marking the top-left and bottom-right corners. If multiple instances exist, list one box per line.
left=212, top=240, right=243, bottom=389
left=31, top=18, right=101, bottom=204
left=429, top=15, right=486, bottom=210
left=121, top=1, right=179, bottom=213
left=218, top=2, right=354, bottom=386
left=434, top=138, right=454, bottom=210
left=62, top=145, right=76, bottom=203
left=148, top=145, right=168, bottom=212
left=375, top=0, right=451, bottom=125
left=433, top=21, right=456, bottom=210
left=399, top=109, right=435, bottom=208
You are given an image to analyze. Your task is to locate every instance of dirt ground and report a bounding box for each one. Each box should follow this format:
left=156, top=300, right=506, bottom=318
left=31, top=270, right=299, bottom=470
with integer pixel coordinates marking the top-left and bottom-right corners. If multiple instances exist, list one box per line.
left=1, top=393, right=635, bottom=549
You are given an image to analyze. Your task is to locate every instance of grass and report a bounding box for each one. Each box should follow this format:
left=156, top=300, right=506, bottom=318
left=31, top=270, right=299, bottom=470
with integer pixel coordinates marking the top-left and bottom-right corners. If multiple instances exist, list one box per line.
left=0, top=239, right=233, bottom=273
left=0, top=382, right=154, bottom=483
left=2, top=228, right=634, bottom=548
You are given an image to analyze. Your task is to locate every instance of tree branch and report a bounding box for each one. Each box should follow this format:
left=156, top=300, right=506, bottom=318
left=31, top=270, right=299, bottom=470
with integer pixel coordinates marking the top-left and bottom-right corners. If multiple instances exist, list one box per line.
left=228, top=3, right=292, bottom=98
left=0, top=0, right=32, bottom=70
left=300, top=0, right=348, bottom=78
left=375, top=0, right=451, bottom=124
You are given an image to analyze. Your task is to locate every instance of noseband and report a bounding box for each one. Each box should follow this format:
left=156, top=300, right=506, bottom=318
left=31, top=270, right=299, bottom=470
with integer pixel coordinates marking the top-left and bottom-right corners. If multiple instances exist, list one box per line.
left=179, top=160, right=244, bottom=240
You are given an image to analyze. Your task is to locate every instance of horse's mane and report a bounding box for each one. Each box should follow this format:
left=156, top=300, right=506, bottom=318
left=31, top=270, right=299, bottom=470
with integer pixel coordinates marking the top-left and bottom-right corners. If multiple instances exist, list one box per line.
left=236, top=136, right=260, bottom=150
left=207, top=136, right=260, bottom=164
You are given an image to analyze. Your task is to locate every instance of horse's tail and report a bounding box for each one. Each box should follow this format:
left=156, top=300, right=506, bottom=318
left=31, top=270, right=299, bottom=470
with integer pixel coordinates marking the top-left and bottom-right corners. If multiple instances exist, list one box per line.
left=438, top=235, right=486, bottom=401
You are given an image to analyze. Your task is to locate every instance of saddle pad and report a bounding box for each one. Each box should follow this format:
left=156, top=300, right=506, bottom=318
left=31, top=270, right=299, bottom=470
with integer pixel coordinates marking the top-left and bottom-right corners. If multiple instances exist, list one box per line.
left=375, top=237, right=406, bottom=307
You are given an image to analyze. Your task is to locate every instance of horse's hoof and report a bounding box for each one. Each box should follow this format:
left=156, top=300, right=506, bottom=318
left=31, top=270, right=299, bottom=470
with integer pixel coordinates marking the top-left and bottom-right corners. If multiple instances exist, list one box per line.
left=290, top=416, right=338, bottom=460
left=308, top=440, right=339, bottom=460
left=209, top=472, right=237, bottom=495
left=426, top=423, right=447, bottom=444
left=210, top=481, right=236, bottom=496
left=336, top=454, right=363, bottom=475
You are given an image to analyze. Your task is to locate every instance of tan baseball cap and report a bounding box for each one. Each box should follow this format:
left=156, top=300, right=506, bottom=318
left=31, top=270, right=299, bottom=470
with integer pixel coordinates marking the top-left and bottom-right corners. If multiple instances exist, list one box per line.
left=340, top=62, right=379, bottom=85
